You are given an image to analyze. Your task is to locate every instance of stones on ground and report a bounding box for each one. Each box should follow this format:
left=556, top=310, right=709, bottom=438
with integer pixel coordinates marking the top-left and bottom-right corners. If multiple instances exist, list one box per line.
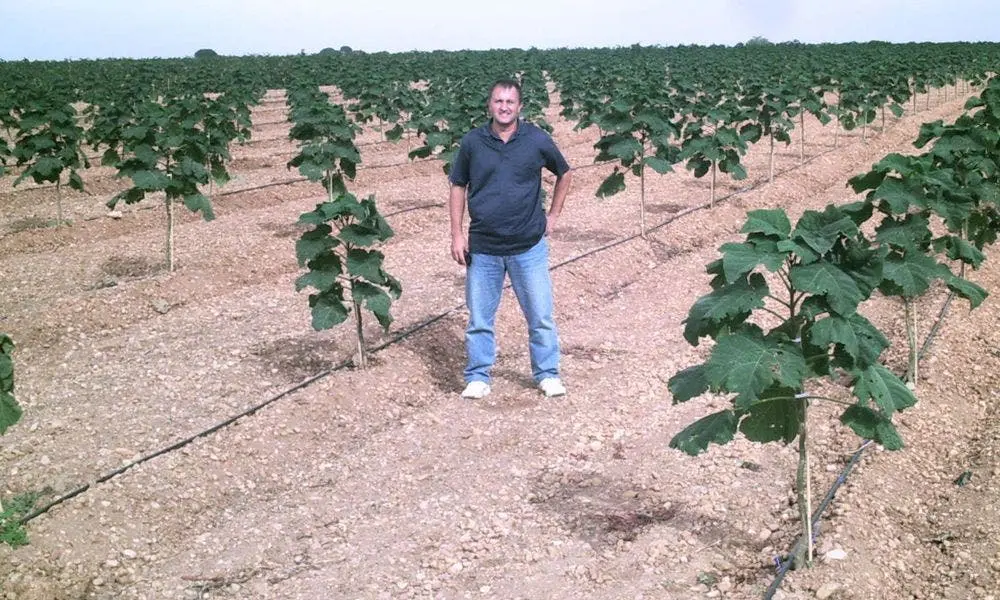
left=151, top=299, right=171, bottom=314
left=824, top=548, right=848, bottom=561
left=816, top=582, right=841, bottom=599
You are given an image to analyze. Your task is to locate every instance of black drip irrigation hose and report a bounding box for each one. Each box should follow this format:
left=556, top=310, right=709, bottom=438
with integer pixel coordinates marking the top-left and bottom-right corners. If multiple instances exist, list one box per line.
left=763, top=441, right=872, bottom=599
left=13, top=115, right=926, bottom=526
left=17, top=180, right=747, bottom=524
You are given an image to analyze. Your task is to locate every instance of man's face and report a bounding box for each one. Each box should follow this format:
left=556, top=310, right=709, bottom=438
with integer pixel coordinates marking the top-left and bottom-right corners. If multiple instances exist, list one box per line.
left=488, top=85, right=521, bottom=127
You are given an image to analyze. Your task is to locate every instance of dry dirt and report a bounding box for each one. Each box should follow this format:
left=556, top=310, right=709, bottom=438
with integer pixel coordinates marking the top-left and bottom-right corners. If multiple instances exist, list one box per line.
left=1, top=84, right=998, bottom=600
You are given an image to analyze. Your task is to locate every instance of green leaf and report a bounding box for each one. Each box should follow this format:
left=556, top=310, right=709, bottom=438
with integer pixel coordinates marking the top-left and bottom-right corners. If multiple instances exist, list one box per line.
left=346, top=248, right=386, bottom=284
left=840, top=405, right=905, bottom=450
left=880, top=253, right=947, bottom=298
left=309, top=289, right=349, bottom=330
left=295, top=224, right=336, bottom=266
left=132, top=169, right=171, bottom=191
left=596, top=170, right=625, bottom=198
left=352, top=281, right=394, bottom=329
left=643, top=156, right=674, bottom=174
left=875, top=214, right=930, bottom=250
left=791, top=207, right=859, bottom=256
left=668, top=364, right=710, bottom=403
left=738, top=389, right=803, bottom=445
left=852, top=363, right=917, bottom=416
left=295, top=252, right=342, bottom=292
left=945, top=274, right=988, bottom=309
left=704, top=328, right=808, bottom=402
left=182, top=194, right=215, bottom=220
left=338, top=224, right=380, bottom=247
left=0, top=392, right=21, bottom=435
left=741, top=209, right=791, bottom=238
left=683, top=274, right=768, bottom=345
left=669, top=410, right=739, bottom=456
left=720, top=240, right=786, bottom=283
left=789, top=261, right=864, bottom=316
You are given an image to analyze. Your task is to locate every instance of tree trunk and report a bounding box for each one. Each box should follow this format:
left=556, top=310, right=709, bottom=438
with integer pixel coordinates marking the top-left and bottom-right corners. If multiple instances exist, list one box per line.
left=799, top=111, right=805, bottom=163
left=710, top=161, right=716, bottom=207
left=353, top=296, right=367, bottom=369
left=166, top=196, right=175, bottom=272
left=769, top=134, right=775, bottom=182
left=905, top=299, right=918, bottom=386
left=881, top=105, right=886, bottom=133
left=794, top=405, right=814, bottom=569
left=639, top=144, right=647, bottom=239
left=56, top=176, right=64, bottom=227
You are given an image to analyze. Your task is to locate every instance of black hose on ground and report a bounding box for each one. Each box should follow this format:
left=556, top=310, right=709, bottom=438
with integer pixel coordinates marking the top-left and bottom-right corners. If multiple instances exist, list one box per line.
left=763, top=441, right=872, bottom=599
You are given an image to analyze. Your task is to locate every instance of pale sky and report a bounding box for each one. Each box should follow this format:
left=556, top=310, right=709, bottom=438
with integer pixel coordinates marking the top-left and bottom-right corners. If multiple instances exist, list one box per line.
left=2, top=0, right=998, bottom=61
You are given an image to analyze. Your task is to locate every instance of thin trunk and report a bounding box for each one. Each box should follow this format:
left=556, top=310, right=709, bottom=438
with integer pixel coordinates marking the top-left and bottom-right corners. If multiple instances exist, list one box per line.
left=881, top=105, right=886, bottom=133
left=927, top=88, right=931, bottom=110
left=799, top=111, right=805, bottom=162
left=834, top=91, right=841, bottom=148
left=768, top=134, right=775, bottom=182
left=862, top=118, right=868, bottom=142
left=56, top=177, right=64, bottom=227
left=353, top=297, right=367, bottom=369
left=639, top=143, right=647, bottom=239
left=794, top=406, right=814, bottom=569
left=905, top=299, right=918, bottom=386
left=912, top=84, right=918, bottom=114
left=710, top=161, right=716, bottom=207
left=166, top=196, right=175, bottom=272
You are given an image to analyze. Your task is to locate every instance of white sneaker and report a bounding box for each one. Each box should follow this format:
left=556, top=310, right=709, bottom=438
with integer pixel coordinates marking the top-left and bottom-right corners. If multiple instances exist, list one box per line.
left=461, top=381, right=491, bottom=399
left=538, top=377, right=567, bottom=398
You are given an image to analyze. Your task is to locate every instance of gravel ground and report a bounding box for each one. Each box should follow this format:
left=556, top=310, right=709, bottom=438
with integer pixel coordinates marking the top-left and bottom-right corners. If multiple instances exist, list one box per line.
left=1, top=84, right=997, bottom=599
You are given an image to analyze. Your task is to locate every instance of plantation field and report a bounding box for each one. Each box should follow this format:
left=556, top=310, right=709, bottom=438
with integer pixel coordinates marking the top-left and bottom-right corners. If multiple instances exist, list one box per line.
left=1, top=84, right=999, bottom=600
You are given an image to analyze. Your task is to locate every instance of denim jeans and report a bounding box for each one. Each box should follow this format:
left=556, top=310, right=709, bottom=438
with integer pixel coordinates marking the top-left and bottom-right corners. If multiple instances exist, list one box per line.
left=465, top=237, right=560, bottom=384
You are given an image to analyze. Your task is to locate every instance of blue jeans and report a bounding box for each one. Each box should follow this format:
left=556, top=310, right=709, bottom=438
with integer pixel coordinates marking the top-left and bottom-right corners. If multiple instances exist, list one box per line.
left=465, top=237, right=560, bottom=384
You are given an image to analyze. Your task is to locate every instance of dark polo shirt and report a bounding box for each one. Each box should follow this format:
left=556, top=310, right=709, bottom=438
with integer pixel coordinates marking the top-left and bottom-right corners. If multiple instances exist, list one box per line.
left=449, top=119, right=571, bottom=256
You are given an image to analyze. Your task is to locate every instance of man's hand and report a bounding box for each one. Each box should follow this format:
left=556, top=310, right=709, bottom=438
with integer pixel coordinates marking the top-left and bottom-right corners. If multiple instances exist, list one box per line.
left=451, top=235, right=469, bottom=266
left=545, top=213, right=559, bottom=236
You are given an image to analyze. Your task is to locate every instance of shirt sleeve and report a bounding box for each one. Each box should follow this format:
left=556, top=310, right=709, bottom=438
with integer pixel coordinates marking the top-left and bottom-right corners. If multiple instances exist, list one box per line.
left=540, top=132, right=571, bottom=177
left=448, top=137, right=471, bottom=187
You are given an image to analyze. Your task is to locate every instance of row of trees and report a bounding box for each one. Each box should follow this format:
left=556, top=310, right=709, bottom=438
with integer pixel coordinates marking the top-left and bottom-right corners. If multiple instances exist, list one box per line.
left=670, top=76, right=1000, bottom=568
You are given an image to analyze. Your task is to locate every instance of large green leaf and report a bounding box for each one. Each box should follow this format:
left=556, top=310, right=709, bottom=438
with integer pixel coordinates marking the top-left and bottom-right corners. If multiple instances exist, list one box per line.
left=668, top=364, right=710, bottom=404
left=741, top=209, right=791, bottom=238
left=792, top=207, right=859, bottom=256
left=352, top=281, right=394, bottom=329
left=596, top=170, right=625, bottom=198
left=295, top=225, right=336, bottom=266
left=789, top=261, right=864, bottom=316
left=720, top=239, right=786, bottom=283
left=880, top=253, right=947, bottom=298
left=703, top=329, right=808, bottom=402
left=738, top=389, right=803, bottom=444
left=840, top=405, right=904, bottom=450
left=0, top=391, right=21, bottom=435
left=852, top=363, right=917, bottom=416
left=945, top=274, right=988, bottom=309
left=309, top=289, right=349, bottom=330
left=346, top=248, right=387, bottom=284
left=669, top=410, right=739, bottom=456
left=683, top=274, right=768, bottom=345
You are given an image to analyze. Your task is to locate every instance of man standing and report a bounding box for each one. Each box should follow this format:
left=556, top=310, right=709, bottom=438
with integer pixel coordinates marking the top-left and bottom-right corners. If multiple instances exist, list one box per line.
left=448, top=78, right=573, bottom=399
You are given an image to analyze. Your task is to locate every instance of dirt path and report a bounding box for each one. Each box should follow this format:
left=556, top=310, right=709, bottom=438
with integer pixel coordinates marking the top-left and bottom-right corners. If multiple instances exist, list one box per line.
left=1, top=88, right=996, bottom=600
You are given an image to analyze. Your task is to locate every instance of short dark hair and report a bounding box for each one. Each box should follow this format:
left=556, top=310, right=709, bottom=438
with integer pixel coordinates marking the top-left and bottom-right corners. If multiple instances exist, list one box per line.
left=488, top=78, right=522, bottom=102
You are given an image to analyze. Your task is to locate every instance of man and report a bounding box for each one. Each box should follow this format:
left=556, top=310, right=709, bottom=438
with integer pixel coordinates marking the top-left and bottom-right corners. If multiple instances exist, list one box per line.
left=448, top=78, right=573, bottom=400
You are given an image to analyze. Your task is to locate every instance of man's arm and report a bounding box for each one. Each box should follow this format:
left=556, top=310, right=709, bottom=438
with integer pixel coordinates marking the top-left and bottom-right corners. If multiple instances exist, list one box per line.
left=449, top=184, right=469, bottom=265
left=545, top=169, right=573, bottom=236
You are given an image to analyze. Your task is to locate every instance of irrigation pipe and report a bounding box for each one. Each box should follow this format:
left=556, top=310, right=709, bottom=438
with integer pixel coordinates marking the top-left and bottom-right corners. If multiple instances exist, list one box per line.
left=12, top=110, right=934, bottom=525
left=17, top=173, right=754, bottom=524
left=763, top=440, right=873, bottom=599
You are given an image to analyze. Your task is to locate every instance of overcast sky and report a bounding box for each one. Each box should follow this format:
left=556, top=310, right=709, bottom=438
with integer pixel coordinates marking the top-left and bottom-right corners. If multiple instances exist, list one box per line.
left=2, top=0, right=998, bottom=61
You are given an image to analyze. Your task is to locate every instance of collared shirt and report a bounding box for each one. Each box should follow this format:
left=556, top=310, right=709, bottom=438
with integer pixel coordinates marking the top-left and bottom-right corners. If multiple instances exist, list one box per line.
left=449, top=119, right=571, bottom=256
